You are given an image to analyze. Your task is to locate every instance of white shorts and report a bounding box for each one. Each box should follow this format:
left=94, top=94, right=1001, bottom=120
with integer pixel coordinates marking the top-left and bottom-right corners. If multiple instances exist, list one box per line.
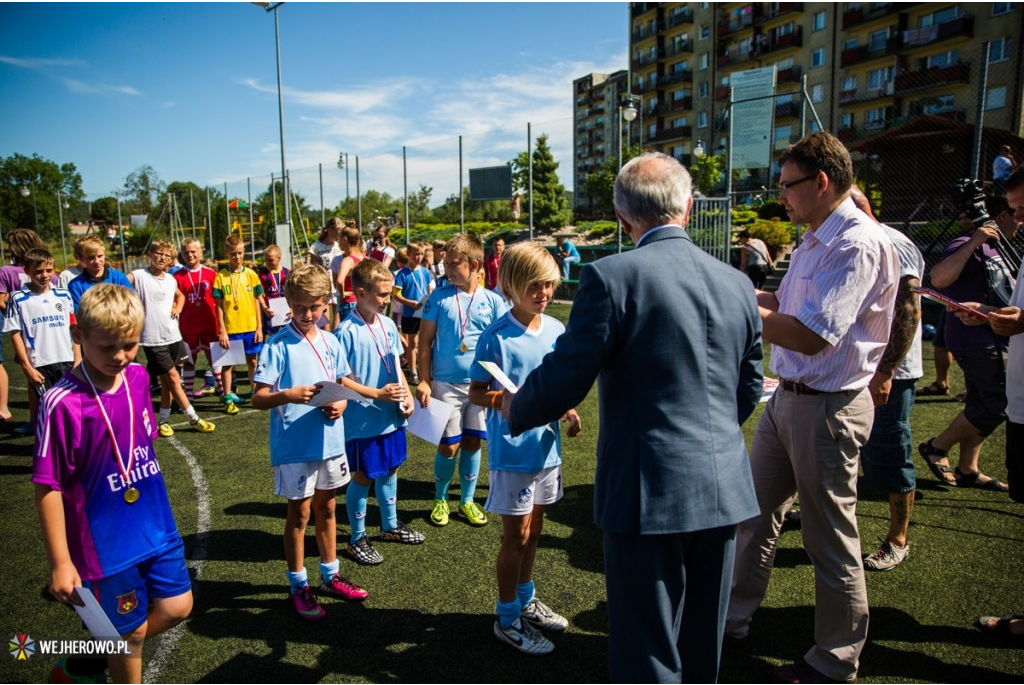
left=484, top=466, right=563, bottom=516
left=274, top=455, right=351, bottom=500
left=432, top=380, right=486, bottom=444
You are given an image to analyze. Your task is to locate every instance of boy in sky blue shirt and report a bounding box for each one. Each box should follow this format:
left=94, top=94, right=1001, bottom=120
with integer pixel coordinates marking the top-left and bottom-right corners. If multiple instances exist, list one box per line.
left=417, top=234, right=508, bottom=528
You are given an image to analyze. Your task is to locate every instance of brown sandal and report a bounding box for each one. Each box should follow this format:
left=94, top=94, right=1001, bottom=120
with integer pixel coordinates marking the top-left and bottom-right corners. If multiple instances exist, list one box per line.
left=918, top=439, right=957, bottom=485
left=955, top=469, right=1009, bottom=492
left=916, top=381, right=950, bottom=396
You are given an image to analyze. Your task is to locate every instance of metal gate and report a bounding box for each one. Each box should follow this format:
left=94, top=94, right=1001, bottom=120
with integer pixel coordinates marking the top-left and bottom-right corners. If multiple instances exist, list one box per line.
left=689, top=196, right=732, bottom=263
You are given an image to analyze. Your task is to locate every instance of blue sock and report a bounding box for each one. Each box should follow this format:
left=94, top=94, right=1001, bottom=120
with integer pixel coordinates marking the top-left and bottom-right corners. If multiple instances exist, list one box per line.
left=496, top=598, right=522, bottom=630
left=458, top=447, right=482, bottom=505
left=517, top=580, right=536, bottom=608
left=434, top=451, right=456, bottom=499
left=378, top=472, right=399, bottom=532
left=286, top=568, right=308, bottom=595
left=319, top=559, right=339, bottom=585
left=346, top=480, right=370, bottom=545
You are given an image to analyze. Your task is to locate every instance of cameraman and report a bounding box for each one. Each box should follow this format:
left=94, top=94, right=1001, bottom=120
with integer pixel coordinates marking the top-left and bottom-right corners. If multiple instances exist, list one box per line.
left=919, top=195, right=1016, bottom=492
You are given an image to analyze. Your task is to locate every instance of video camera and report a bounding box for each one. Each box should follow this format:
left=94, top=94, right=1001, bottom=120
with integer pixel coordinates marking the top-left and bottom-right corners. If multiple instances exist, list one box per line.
left=951, top=178, right=989, bottom=227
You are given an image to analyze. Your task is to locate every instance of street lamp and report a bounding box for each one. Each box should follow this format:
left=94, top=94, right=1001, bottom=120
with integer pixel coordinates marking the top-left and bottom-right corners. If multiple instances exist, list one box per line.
left=616, top=102, right=638, bottom=253
left=337, top=151, right=349, bottom=214
left=693, top=140, right=707, bottom=194
left=56, top=190, right=70, bottom=270
left=255, top=1, right=292, bottom=265
left=20, top=185, right=39, bottom=232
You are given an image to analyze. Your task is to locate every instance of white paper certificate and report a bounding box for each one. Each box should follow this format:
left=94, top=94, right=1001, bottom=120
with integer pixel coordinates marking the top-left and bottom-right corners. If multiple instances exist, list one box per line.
left=211, top=339, right=246, bottom=367
left=268, top=297, right=291, bottom=327
left=73, top=587, right=121, bottom=641
left=310, top=380, right=373, bottom=407
left=477, top=361, right=518, bottom=393
left=406, top=398, right=456, bottom=445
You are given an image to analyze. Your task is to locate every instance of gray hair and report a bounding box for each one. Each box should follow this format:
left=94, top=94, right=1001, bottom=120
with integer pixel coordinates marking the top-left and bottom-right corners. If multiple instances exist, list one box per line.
left=613, top=152, right=693, bottom=227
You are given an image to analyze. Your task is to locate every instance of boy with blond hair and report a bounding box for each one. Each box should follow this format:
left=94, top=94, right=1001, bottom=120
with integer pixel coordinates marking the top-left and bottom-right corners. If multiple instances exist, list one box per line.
left=35, top=284, right=193, bottom=683
left=67, top=235, right=132, bottom=310
left=336, top=259, right=423, bottom=565
left=469, top=242, right=581, bottom=654
left=128, top=241, right=215, bottom=437
left=253, top=263, right=367, bottom=618
left=4, top=248, right=79, bottom=431
left=258, top=244, right=290, bottom=336
left=392, top=243, right=431, bottom=383
left=173, top=237, right=223, bottom=399
left=418, top=234, right=508, bottom=527
left=213, top=235, right=266, bottom=414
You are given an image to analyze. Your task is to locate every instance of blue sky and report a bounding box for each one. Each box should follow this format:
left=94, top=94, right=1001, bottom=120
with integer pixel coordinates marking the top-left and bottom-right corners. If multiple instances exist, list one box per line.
left=0, top=2, right=627, bottom=208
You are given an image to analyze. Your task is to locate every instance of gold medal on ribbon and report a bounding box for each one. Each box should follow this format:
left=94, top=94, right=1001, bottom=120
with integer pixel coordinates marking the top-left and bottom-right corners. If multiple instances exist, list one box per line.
left=124, top=487, right=140, bottom=504
left=459, top=343, right=468, bottom=353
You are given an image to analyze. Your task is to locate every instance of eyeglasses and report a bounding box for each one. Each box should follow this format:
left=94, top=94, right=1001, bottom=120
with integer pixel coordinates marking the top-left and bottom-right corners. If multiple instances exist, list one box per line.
left=153, top=253, right=175, bottom=260
left=778, top=173, right=819, bottom=193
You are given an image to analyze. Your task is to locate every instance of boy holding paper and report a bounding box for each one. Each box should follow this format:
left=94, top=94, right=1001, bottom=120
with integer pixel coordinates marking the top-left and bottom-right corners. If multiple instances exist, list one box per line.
left=173, top=238, right=224, bottom=400
left=417, top=233, right=507, bottom=527
left=258, top=244, right=290, bottom=336
left=252, top=263, right=368, bottom=620
left=34, top=284, right=193, bottom=683
left=213, top=235, right=266, bottom=414
left=468, top=242, right=581, bottom=655
left=336, top=258, right=423, bottom=565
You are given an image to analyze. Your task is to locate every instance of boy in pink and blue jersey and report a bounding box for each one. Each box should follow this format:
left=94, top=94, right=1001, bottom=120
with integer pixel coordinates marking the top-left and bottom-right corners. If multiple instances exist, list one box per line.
left=33, top=283, right=192, bottom=684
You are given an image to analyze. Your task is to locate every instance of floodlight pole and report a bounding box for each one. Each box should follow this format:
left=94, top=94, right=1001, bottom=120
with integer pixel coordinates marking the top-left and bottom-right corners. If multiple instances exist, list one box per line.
left=259, top=2, right=292, bottom=260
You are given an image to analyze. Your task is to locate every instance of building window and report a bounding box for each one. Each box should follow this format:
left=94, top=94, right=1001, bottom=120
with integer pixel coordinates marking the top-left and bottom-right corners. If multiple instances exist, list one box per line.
left=698, top=82, right=709, bottom=98
left=649, top=45, right=658, bottom=59
left=777, top=21, right=794, bottom=36
left=842, top=75, right=857, bottom=92
left=989, top=38, right=1012, bottom=63
left=698, top=112, right=708, bottom=128
left=636, top=75, right=645, bottom=89
left=985, top=86, right=1007, bottom=110
left=648, top=124, right=657, bottom=139
left=843, top=38, right=859, bottom=51
left=699, top=53, right=709, bottom=70
left=813, top=10, right=827, bottom=31
left=720, top=75, right=731, bottom=86
left=840, top=113, right=854, bottom=129
left=775, top=57, right=794, bottom=69
left=865, top=107, right=887, bottom=129
left=701, top=1, right=710, bottom=9
left=670, top=145, right=688, bottom=158
left=672, top=116, right=688, bottom=128
left=810, top=120, right=822, bottom=133
left=925, top=50, right=958, bottom=69
left=993, top=2, right=1014, bottom=16
left=868, top=66, right=893, bottom=90
left=868, top=28, right=890, bottom=52
left=775, top=125, right=792, bottom=144
left=922, top=94, right=956, bottom=115
left=700, top=24, right=710, bottom=40
left=919, top=5, right=959, bottom=27
left=811, top=84, right=825, bottom=103
left=812, top=48, right=826, bottom=67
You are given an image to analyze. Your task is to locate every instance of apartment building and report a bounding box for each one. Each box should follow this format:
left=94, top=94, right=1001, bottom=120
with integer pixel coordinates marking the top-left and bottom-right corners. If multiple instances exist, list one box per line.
left=574, top=2, right=1023, bottom=213
left=573, top=70, right=630, bottom=214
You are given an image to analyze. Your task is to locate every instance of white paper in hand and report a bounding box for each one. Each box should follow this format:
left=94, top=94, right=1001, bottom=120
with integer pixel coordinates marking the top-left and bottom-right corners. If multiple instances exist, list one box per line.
left=406, top=398, right=456, bottom=445
left=477, top=361, right=518, bottom=393
left=268, top=297, right=291, bottom=327
left=73, top=587, right=121, bottom=641
left=309, top=381, right=374, bottom=407
left=211, top=339, right=246, bottom=367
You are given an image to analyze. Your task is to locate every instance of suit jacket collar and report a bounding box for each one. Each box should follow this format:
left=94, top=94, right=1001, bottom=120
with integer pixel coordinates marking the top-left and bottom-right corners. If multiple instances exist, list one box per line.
left=636, top=224, right=690, bottom=247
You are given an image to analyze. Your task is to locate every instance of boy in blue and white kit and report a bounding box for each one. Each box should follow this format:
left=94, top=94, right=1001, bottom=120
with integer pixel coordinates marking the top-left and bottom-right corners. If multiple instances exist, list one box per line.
left=469, top=242, right=581, bottom=655
left=336, top=258, right=424, bottom=566
left=392, top=242, right=431, bottom=381
left=417, top=233, right=508, bottom=527
left=252, top=263, right=368, bottom=620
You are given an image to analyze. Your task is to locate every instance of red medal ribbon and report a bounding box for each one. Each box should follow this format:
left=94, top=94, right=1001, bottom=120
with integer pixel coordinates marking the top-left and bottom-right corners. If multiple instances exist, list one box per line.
left=81, top=365, right=137, bottom=490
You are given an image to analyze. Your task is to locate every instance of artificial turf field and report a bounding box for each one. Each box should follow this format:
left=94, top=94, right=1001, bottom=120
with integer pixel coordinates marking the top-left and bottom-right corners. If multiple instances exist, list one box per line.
left=1, top=301, right=1021, bottom=683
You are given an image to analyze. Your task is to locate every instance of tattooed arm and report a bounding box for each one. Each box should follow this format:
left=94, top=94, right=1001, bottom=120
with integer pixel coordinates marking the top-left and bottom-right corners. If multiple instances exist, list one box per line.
left=868, top=275, right=921, bottom=407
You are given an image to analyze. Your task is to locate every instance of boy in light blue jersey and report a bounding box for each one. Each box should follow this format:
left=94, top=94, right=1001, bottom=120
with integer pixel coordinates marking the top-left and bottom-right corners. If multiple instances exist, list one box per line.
left=417, top=233, right=508, bottom=527
left=392, top=242, right=432, bottom=380
left=337, top=258, right=423, bottom=566
left=469, top=242, right=581, bottom=655
left=252, top=263, right=367, bottom=620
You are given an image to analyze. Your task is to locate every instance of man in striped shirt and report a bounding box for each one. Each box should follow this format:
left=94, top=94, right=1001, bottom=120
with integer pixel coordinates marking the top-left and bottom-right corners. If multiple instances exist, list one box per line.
left=725, top=132, right=899, bottom=684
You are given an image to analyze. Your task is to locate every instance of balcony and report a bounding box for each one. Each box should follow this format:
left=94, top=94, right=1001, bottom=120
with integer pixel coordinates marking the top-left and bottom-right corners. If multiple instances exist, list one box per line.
left=902, top=15, right=974, bottom=49
left=631, top=2, right=658, bottom=18
left=765, top=26, right=804, bottom=54
left=761, top=2, right=803, bottom=22
left=638, top=79, right=660, bottom=94
left=660, top=69, right=693, bottom=86
left=838, top=84, right=894, bottom=105
left=669, top=97, right=693, bottom=112
left=665, top=39, right=693, bottom=57
left=632, top=49, right=665, bottom=69
left=653, top=125, right=692, bottom=142
left=666, top=6, right=694, bottom=28
left=632, top=22, right=664, bottom=43
left=715, top=86, right=731, bottom=100
left=717, top=49, right=754, bottom=69
left=895, top=63, right=970, bottom=94
left=777, top=64, right=802, bottom=84
left=775, top=101, right=798, bottom=119
left=840, top=35, right=902, bottom=68
left=717, top=6, right=760, bottom=37
left=842, top=2, right=918, bottom=30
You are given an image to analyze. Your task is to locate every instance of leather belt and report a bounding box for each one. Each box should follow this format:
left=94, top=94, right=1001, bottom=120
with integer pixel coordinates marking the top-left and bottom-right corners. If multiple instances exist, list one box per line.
left=780, top=379, right=824, bottom=395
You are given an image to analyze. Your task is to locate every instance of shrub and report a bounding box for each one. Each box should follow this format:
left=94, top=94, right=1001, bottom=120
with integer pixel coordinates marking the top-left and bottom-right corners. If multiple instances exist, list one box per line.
left=745, top=219, right=796, bottom=254
left=731, top=209, right=759, bottom=226
left=576, top=220, right=617, bottom=239
left=757, top=200, right=789, bottom=221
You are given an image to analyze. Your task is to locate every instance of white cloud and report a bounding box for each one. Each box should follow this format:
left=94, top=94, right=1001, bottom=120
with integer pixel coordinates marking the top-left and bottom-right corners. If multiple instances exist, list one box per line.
left=0, top=55, right=85, bottom=69
left=61, top=78, right=140, bottom=96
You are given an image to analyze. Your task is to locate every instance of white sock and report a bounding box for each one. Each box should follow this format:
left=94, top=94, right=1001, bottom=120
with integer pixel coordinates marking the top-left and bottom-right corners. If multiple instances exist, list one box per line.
left=185, top=406, right=199, bottom=422
left=159, top=407, right=170, bottom=423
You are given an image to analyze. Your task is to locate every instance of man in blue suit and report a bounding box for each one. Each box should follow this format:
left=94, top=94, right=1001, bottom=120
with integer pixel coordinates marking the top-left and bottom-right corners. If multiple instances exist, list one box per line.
left=507, top=152, right=763, bottom=683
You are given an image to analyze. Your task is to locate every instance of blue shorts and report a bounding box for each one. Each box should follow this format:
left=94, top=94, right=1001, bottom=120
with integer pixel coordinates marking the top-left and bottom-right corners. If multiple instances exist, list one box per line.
left=229, top=331, right=264, bottom=357
left=861, top=378, right=918, bottom=494
left=82, top=539, right=191, bottom=635
left=345, top=429, right=408, bottom=479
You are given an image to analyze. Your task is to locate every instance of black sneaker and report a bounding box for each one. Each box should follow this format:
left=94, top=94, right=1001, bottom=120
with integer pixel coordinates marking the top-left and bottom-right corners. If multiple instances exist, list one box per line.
left=378, top=523, right=425, bottom=545
left=345, top=534, right=384, bottom=565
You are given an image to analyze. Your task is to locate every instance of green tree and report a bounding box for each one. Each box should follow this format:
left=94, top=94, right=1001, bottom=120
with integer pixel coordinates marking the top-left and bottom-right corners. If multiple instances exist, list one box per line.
left=582, top=144, right=643, bottom=217
left=510, top=134, right=571, bottom=231
left=164, top=181, right=208, bottom=232
left=407, top=184, right=433, bottom=222
left=122, top=165, right=165, bottom=219
left=251, top=180, right=310, bottom=257
left=691, top=153, right=726, bottom=195
left=0, top=153, right=84, bottom=240
left=90, top=197, right=119, bottom=226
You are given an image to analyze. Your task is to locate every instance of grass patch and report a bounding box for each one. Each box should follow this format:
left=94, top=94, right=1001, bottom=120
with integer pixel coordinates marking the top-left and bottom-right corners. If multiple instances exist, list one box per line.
left=0, top=305, right=1022, bottom=683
